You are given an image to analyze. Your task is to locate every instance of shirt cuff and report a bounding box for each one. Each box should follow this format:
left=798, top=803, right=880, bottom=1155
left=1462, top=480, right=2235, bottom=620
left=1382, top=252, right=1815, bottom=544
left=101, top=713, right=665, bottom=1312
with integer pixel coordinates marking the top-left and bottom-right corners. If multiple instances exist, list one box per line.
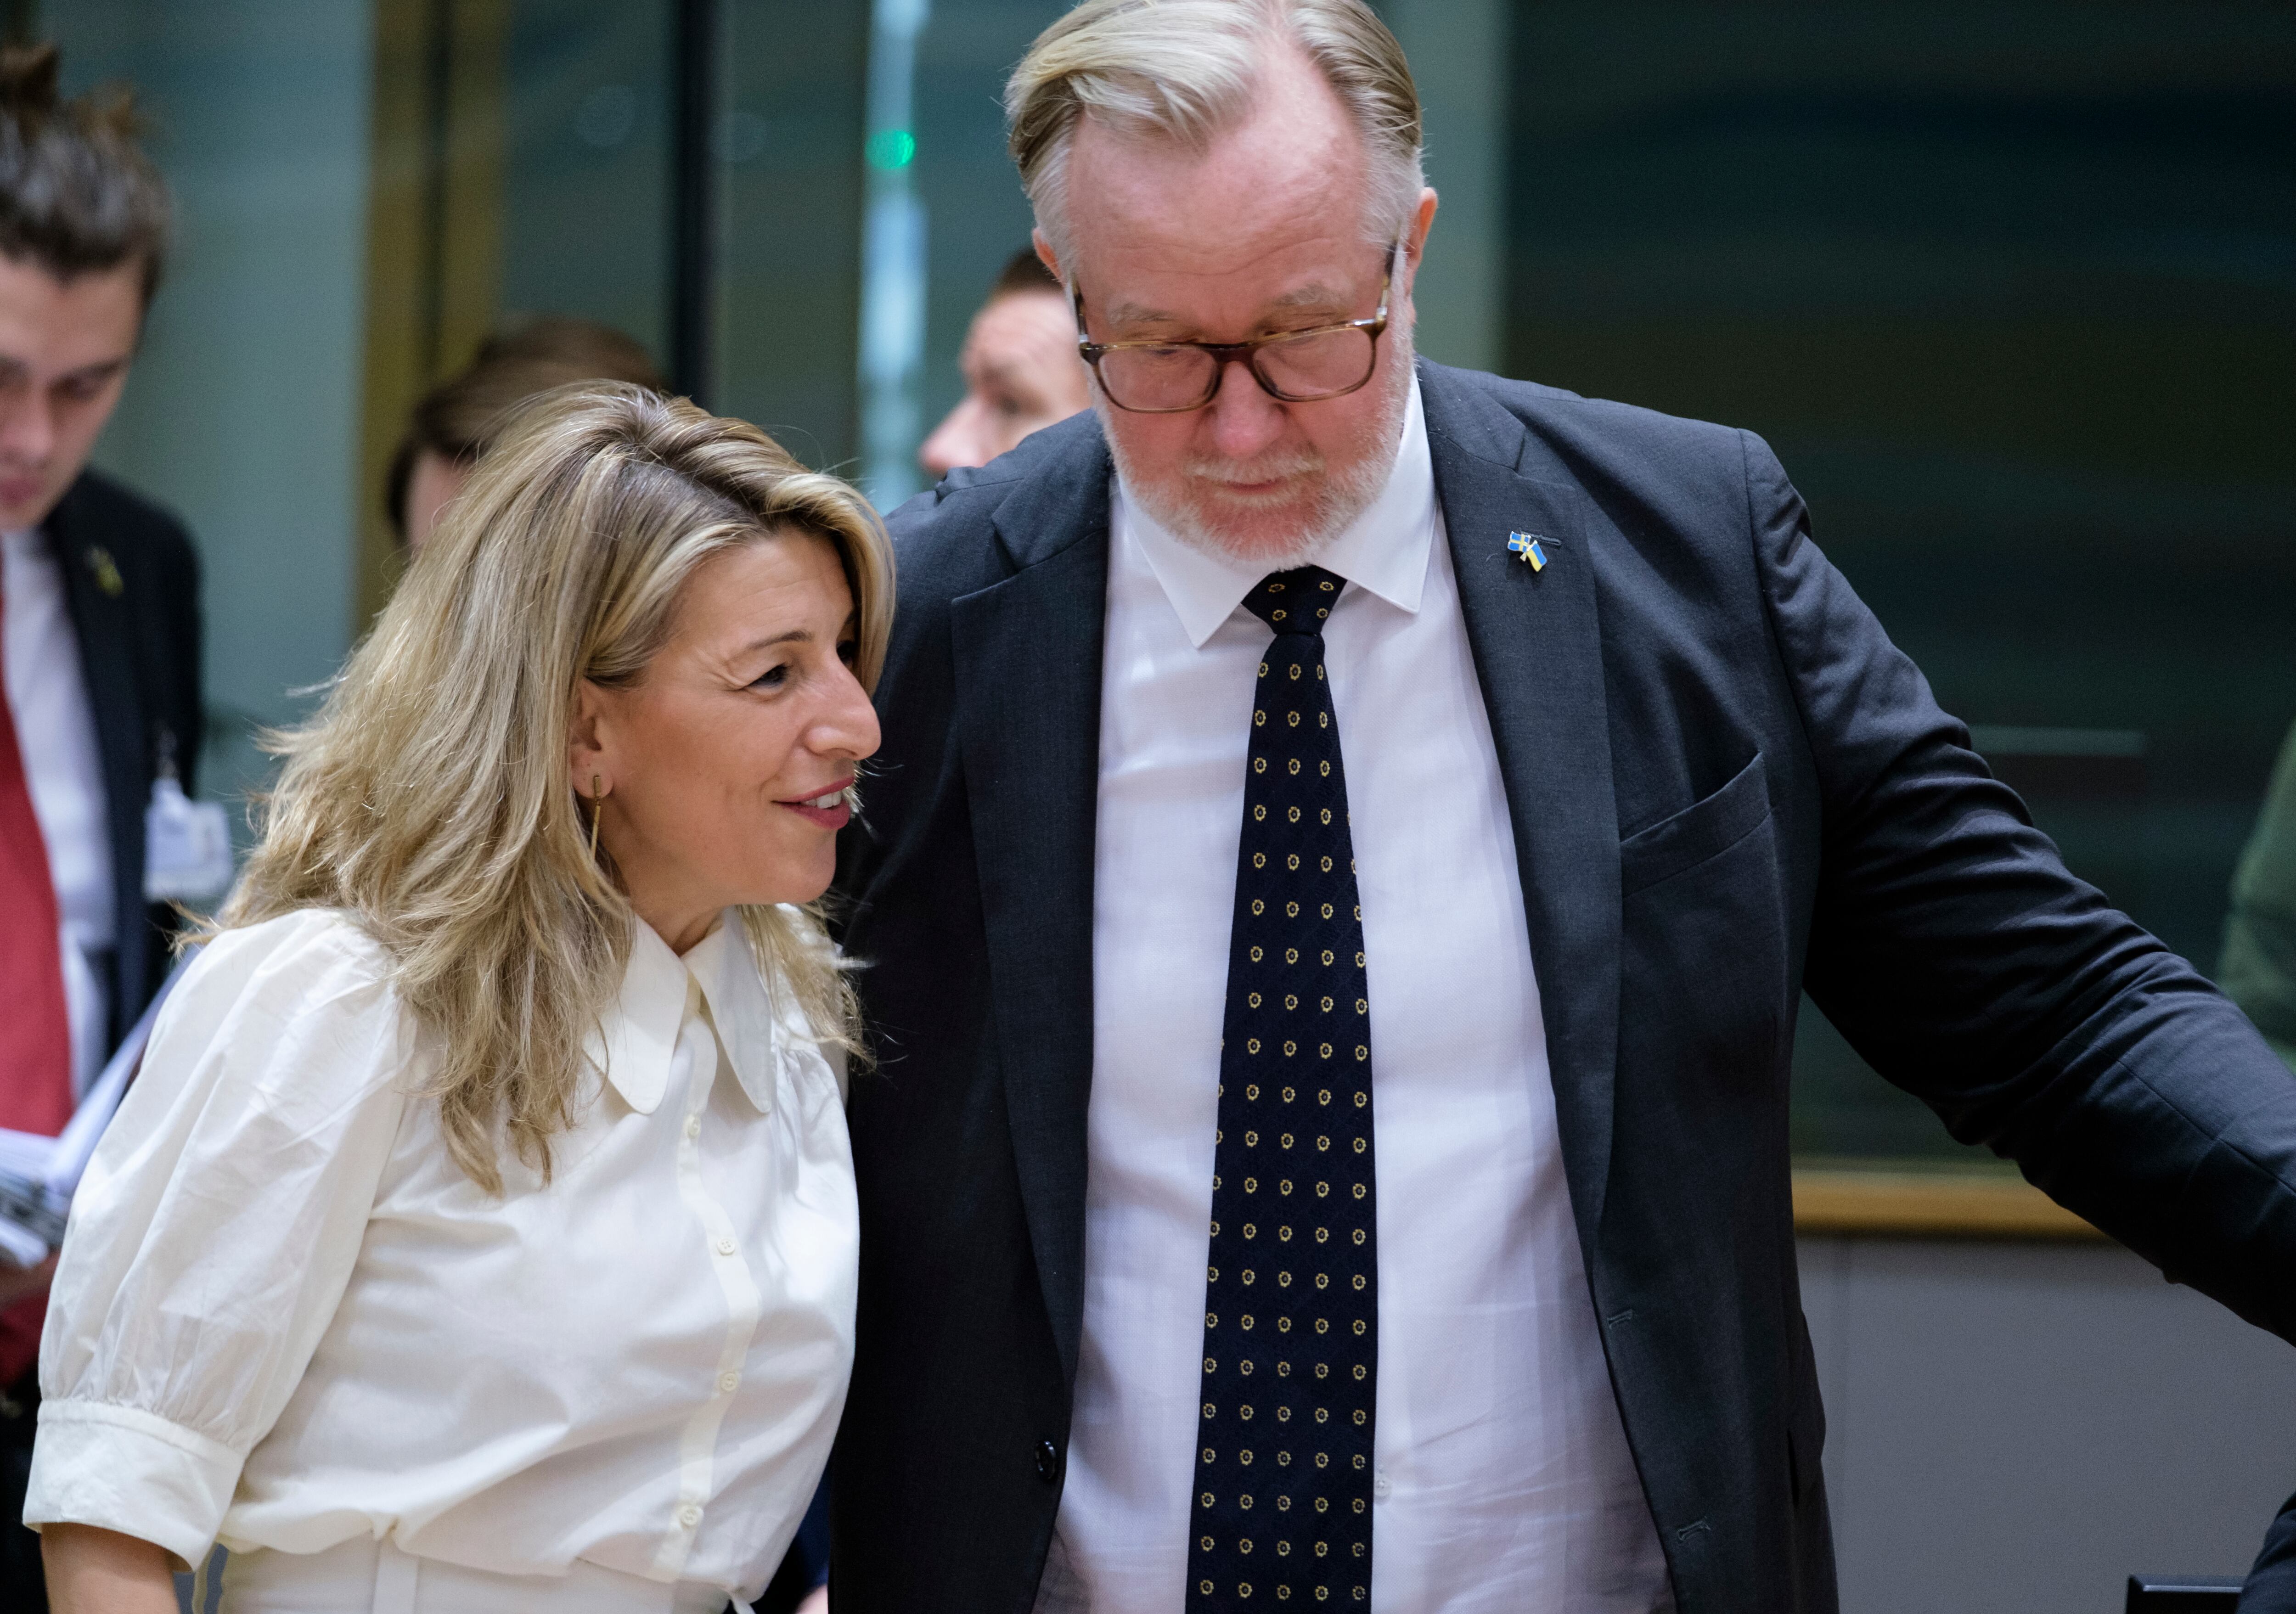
left=23, top=1398, right=242, bottom=1571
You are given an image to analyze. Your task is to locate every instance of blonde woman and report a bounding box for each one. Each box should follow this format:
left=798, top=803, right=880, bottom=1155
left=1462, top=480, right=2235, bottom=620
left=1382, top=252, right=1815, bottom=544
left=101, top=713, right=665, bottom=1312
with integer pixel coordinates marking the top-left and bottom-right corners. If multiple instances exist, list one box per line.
left=24, top=383, right=888, bottom=1613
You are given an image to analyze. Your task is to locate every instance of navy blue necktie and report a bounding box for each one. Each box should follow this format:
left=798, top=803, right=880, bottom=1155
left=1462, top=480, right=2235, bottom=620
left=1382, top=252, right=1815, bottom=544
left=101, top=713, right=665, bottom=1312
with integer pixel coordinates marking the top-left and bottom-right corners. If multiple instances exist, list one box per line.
left=1187, top=565, right=1377, bottom=1609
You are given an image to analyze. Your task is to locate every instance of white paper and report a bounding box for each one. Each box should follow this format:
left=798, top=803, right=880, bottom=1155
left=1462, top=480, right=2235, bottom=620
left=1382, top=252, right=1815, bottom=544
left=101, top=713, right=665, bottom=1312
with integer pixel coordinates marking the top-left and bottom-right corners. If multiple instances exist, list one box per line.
left=0, top=1220, right=45, bottom=1270
left=0, top=959, right=184, bottom=1264
left=145, top=776, right=234, bottom=901
left=0, top=1133, right=46, bottom=1181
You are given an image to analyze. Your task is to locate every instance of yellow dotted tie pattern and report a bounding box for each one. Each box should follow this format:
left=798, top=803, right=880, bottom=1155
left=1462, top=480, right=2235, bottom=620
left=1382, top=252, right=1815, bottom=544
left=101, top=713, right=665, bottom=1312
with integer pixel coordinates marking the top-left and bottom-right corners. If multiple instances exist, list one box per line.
left=1187, top=566, right=1376, bottom=1609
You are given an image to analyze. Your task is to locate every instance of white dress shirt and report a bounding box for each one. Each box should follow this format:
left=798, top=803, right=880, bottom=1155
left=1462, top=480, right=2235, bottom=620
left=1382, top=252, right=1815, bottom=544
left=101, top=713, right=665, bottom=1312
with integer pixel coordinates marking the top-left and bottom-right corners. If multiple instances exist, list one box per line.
left=1046, top=383, right=1671, bottom=1611
left=28, top=906, right=856, bottom=1606
left=2, top=527, right=115, bottom=1096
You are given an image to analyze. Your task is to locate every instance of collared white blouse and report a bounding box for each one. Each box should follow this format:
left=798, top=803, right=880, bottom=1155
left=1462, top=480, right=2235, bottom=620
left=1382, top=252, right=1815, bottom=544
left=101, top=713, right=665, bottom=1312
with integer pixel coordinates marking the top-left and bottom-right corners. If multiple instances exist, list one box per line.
left=25, top=905, right=857, bottom=1604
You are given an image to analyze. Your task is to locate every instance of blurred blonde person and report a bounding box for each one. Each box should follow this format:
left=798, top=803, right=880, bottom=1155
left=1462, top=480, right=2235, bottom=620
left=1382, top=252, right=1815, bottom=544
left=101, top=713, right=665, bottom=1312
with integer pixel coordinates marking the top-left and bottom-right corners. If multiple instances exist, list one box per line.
left=389, top=316, right=666, bottom=551
left=917, top=248, right=1090, bottom=478
left=27, top=383, right=889, bottom=1614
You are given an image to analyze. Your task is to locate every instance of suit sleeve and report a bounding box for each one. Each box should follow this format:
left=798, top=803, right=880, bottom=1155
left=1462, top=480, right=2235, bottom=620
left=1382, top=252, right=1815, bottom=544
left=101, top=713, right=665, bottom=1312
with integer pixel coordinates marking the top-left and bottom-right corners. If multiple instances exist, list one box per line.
left=1743, top=428, right=2296, bottom=1342
left=2245, top=1489, right=2296, bottom=1611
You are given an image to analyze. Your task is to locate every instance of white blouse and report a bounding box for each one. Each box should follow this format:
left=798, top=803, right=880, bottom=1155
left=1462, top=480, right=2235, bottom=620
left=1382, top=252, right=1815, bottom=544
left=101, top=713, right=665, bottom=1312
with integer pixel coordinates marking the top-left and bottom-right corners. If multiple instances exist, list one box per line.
left=25, top=906, right=857, bottom=1604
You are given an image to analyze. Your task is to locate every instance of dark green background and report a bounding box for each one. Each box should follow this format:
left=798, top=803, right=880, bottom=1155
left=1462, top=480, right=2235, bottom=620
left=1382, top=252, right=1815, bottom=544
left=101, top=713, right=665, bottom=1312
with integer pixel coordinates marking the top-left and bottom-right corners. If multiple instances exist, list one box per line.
left=1504, top=4, right=2296, bottom=1159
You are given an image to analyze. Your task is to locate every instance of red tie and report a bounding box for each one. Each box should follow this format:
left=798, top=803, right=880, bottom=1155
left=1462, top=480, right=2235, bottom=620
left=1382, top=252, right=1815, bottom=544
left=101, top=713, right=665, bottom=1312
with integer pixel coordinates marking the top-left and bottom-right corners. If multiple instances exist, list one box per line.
left=0, top=582, right=73, bottom=1135
left=0, top=573, right=74, bottom=1385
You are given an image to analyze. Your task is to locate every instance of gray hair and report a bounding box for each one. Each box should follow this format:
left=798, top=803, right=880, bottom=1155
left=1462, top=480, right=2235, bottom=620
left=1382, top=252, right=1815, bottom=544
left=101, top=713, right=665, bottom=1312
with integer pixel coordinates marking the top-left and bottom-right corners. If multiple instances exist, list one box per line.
left=1006, top=0, right=1424, bottom=273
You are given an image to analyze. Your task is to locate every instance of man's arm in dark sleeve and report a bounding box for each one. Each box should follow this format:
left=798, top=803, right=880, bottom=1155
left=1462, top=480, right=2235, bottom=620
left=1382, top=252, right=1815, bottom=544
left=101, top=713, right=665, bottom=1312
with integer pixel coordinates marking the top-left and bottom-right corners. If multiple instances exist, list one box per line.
left=1745, top=428, right=2296, bottom=1344
left=2243, top=1490, right=2296, bottom=1611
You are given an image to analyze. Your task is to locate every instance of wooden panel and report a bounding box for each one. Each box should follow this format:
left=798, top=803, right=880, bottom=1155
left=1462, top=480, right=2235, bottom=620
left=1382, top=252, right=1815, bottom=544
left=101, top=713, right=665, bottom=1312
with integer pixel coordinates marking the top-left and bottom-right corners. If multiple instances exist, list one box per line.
left=1793, top=1168, right=2105, bottom=1240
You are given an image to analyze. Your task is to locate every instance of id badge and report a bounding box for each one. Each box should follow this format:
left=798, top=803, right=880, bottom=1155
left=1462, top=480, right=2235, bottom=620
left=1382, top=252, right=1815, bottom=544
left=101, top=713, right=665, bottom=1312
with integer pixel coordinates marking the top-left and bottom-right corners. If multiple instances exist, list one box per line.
left=145, top=774, right=235, bottom=901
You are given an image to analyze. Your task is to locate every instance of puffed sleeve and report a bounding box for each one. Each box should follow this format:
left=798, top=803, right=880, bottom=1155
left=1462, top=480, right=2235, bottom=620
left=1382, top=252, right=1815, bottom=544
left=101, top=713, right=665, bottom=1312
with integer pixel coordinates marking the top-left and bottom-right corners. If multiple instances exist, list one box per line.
left=25, top=908, right=413, bottom=1569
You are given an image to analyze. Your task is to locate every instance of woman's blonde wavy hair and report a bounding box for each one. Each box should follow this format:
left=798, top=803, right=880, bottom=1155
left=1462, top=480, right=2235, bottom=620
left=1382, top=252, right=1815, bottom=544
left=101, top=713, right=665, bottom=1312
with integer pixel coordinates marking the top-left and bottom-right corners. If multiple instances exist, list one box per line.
left=221, top=382, right=894, bottom=1194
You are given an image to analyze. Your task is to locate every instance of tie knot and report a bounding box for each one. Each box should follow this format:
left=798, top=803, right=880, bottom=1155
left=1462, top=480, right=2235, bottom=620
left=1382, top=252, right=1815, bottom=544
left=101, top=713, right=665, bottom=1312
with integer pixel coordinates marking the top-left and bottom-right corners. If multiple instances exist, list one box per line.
left=1242, top=566, right=1343, bottom=636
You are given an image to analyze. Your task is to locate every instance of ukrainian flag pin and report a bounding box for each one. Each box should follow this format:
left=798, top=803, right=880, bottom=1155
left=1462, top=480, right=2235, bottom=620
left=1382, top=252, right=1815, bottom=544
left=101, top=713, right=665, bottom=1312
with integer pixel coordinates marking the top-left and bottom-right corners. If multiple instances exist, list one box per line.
left=1507, top=532, right=1549, bottom=571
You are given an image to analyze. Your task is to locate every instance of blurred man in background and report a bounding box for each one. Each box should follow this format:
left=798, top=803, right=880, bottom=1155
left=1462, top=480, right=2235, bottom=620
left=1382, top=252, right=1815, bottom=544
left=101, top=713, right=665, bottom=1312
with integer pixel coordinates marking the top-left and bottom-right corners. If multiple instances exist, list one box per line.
left=0, top=42, right=198, bottom=1609
left=917, top=247, right=1090, bottom=479
left=388, top=314, right=664, bottom=552
left=2225, top=720, right=2296, bottom=1074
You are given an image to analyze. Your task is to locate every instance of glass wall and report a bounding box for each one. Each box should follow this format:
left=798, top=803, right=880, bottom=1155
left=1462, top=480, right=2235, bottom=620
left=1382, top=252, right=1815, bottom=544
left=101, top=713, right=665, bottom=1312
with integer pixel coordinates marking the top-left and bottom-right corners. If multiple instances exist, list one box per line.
left=716, top=0, right=868, bottom=475
left=49, top=0, right=375, bottom=834
left=911, top=1, right=1058, bottom=473
left=1503, top=3, right=2296, bottom=1163
left=499, top=0, right=675, bottom=361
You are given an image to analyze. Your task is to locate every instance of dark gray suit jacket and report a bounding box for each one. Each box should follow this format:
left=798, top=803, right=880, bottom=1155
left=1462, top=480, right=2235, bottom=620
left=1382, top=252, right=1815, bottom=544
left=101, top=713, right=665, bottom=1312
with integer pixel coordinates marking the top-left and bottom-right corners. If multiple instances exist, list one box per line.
left=830, top=359, right=2296, bottom=1613
left=45, top=468, right=204, bottom=1049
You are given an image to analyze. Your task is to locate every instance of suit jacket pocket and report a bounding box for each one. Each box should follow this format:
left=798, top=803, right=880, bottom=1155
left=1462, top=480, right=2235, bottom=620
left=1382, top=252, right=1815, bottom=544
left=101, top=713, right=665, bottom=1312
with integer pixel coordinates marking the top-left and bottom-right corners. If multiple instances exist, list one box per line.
left=1619, top=751, right=1771, bottom=898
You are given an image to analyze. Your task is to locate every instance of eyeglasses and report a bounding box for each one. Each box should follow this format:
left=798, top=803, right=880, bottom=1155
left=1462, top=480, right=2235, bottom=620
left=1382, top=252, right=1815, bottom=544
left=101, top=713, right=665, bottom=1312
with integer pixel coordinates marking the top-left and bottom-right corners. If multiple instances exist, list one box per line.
left=1070, top=243, right=1398, bottom=414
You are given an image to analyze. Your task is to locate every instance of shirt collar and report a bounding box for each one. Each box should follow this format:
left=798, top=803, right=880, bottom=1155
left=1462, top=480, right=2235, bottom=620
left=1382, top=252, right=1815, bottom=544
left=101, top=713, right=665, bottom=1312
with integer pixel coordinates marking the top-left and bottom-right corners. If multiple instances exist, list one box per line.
left=1114, top=377, right=1436, bottom=650
left=587, top=911, right=778, bottom=1115
left=681, top=917, right=781, bottom=1114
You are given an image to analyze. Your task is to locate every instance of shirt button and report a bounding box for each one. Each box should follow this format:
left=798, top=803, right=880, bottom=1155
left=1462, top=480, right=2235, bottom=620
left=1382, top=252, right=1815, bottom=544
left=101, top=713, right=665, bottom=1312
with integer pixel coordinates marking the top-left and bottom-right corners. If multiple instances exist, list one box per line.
left=719, top=1372, right=740, bottom=1394
left=1373, top=1471, right=1392, bottom=1501
left=715, top=1236, right=736, bottom=1256
left=684, top=1115, right=701, bottom=1140
left=679, top=1504, right=702, bottom=1528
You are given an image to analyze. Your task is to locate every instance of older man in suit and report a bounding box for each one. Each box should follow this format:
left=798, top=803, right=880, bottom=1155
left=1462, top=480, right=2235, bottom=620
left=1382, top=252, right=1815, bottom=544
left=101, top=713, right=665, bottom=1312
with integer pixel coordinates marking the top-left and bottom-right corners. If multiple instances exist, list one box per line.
left=0, top=44, right=200, bottom=1611
left=830, top=3, right=2296, bottom=1609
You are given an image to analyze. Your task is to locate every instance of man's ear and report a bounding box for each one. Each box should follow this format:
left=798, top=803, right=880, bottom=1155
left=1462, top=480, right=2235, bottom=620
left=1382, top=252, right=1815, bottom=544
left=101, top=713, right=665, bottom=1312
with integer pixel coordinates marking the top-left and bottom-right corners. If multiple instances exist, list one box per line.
left=1402, top=188, right=1438, bottom=290
left=568, top=679, right=612, bottom=799
left=1033, top=227, right=1064, bottom=287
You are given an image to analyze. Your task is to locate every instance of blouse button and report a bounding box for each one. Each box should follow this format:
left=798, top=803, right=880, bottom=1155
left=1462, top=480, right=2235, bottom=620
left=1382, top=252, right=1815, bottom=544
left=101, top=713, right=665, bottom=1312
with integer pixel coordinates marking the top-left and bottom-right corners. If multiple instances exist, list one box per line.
left=679, top=1503, right=702, bottom=1528
left=685, top=1115, right=701, bottom=1140
left=719, top=1371, right=740, bottom=1393
left=715, top=1236, right=737, bottom=1257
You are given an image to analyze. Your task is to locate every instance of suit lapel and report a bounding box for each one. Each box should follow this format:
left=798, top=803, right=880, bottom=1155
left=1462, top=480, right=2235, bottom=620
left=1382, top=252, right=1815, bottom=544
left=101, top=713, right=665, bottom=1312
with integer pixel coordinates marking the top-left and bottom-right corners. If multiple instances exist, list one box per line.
left=947, top=429, right=1114, bottom=1383
left=46, top=484, right=152, bottom=1043
left=1420, top=362, right=1623, bottom=1240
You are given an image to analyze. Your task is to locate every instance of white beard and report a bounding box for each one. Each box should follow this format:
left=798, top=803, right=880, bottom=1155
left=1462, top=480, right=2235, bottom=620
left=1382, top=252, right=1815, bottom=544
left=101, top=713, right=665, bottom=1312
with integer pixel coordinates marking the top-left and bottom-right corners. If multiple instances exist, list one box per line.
left=1103, top=330, right=1415, bottom=572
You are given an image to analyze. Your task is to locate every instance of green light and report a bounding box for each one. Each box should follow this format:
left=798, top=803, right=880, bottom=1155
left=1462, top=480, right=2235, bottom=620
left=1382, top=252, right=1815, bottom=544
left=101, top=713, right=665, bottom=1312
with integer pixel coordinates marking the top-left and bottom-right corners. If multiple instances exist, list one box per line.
left=867, top=129, right=917, bottom=170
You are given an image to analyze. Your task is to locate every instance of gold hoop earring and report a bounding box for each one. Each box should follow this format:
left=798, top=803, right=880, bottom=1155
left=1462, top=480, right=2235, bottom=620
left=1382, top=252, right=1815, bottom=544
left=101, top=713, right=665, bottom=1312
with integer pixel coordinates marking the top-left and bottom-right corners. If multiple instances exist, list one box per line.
left=588, top=774, right=606, bottom=859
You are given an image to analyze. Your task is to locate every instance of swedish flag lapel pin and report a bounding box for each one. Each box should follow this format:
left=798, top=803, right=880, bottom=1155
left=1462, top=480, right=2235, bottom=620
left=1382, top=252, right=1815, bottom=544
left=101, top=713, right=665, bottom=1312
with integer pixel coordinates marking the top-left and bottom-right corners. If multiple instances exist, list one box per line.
left=1506, top=531, right=1549, bottom=571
